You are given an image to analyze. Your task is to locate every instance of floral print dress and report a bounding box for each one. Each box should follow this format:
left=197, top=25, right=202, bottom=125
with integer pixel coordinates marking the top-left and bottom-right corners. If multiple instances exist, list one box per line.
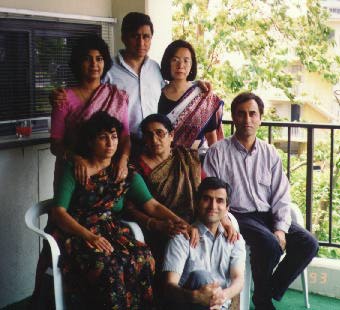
left=52, top=164, right=155, bottom=309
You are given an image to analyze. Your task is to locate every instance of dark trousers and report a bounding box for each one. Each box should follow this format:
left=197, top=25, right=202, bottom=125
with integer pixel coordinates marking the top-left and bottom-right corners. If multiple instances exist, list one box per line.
left=232, top=211, right=318, bottom=310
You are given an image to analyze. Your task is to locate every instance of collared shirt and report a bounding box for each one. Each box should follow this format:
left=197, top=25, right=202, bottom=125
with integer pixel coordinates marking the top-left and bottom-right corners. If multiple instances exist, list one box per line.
left=103, top=50, right=164, bottom=135
left=203, top=135, right=292, bottom=233
left=163, top=220, right=246, bottom=308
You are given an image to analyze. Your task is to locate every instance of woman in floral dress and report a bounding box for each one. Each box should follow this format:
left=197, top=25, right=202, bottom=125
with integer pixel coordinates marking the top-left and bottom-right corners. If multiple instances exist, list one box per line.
left=50, top=111, right=190, bottom=309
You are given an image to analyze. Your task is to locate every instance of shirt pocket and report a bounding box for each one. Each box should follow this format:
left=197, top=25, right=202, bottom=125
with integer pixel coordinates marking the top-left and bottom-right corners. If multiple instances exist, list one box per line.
left=257, top=169, right=272, bottom=188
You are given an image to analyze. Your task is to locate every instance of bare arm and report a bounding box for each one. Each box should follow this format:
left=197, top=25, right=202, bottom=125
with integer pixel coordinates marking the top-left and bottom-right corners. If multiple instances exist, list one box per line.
left=210, top=265, right=244, bottom=309
left=142, top=198, right=190, bottom=239
left=50, top=206, right=113, bottom=254
left=142, top=198, right=183, bottom=222
left=114, top=135, right=131, bottom=183
left=205, top=130, right=218, bottom=146
left=221, top=215, right=240, bottom=243
left=164, top=271, right=219, bottom=306
left=50, top=137, right=89, bottom=185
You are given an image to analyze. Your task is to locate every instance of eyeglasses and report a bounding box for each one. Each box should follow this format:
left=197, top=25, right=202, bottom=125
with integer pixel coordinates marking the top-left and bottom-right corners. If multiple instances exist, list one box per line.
left=170, top=57, right=192, bottom=67
left=143, top=129, right=168, bottom=140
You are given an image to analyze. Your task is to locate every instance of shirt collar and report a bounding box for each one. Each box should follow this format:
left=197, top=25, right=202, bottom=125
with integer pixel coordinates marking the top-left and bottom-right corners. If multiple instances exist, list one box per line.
left=194, top=220, right=224, bottom=239
left=231, top=134, right=258, bottom=155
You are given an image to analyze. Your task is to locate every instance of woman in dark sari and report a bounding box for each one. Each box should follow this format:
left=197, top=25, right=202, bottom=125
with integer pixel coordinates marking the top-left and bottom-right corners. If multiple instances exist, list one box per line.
left=49, top=112, right=191, bottom=309
left=128, top=114, right=238, bottom=261
left=159, top=40, right=224, bottom=152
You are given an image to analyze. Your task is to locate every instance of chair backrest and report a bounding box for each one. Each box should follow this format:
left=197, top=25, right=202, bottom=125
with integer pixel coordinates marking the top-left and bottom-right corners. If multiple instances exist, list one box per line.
left=290, top=203, right=305, bottom=227
left=25, top=199, right=53, bottom=234
left=25, top=199, right=65, bottom=310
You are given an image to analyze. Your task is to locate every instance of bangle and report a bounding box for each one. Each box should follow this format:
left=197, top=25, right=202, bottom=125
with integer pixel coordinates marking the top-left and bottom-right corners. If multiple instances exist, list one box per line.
left=146, top=218, right=153, bottom=231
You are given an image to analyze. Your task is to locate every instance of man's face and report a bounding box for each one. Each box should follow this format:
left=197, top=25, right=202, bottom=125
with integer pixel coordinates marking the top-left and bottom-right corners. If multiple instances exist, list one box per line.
left=232, top=99, right=262, bottom=139
left=122, top=25, right=152, bottom=59
left=197, top=188, right=228, bottom=225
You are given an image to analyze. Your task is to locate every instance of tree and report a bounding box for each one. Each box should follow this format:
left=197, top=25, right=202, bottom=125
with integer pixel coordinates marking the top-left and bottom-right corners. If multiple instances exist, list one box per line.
left=172, top=0, right=340, bottom=105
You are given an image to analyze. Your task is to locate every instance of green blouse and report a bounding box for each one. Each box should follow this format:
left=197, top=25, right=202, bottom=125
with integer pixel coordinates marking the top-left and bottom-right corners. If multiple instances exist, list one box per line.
left=54, top=162, right=153, bottom=212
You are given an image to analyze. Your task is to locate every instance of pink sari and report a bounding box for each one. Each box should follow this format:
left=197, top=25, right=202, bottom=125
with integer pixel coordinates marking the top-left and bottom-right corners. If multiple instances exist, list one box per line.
left=166, top=84, right=224, bottom=148
left=51, top=83, right=129, bottom=189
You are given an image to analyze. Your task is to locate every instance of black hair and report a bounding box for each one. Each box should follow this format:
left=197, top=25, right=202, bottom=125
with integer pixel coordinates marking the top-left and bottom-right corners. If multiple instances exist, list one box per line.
left=140, top=113, right=174, bottom=134
left=231, top=92, right=264, bottom=117
left=197, top=177, right=231, bottom=204
left=69, top=34, right=112, bottom=81
left=160, top=39, right=197, bottom=81
left=76, top=111, right=123, bottom=158
left=121, top=12, right=154, bottom=37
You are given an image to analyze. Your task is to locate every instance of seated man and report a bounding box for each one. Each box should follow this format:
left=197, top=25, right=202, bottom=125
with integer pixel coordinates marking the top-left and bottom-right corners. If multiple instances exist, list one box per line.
left=163, top=177, right=246, bottom=310
left=203, top=92, right=319, bottom=310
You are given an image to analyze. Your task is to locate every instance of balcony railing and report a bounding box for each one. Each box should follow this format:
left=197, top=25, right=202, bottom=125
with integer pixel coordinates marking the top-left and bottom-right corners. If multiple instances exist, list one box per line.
left=222, top=120, right=340, bottom=250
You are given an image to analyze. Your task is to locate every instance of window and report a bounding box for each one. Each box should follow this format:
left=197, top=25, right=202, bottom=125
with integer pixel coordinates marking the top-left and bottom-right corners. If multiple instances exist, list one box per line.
left=0, top=14, right=114, bottom=135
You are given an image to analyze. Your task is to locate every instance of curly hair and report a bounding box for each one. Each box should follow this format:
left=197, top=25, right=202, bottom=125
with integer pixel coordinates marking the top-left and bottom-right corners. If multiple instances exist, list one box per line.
left=69, top=34, right=112, bottom=81
left=76, top=111, right=123, bottom=158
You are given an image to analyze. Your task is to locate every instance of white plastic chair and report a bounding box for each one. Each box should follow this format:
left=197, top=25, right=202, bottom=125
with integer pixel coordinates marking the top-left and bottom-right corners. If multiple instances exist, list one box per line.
left=25, top=199, right=65, bottom=310
left=25, top=199, right=145, bottom=310
left=229, top=205, right=310, bottom=310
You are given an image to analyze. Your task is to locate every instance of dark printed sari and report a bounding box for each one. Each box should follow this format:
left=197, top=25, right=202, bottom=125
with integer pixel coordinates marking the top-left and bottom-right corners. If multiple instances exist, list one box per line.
left=165, top=84, right=224, bottom=148
left=52, top=166, right=155, bottom=309
left=138, top=147, right=201, bottom=224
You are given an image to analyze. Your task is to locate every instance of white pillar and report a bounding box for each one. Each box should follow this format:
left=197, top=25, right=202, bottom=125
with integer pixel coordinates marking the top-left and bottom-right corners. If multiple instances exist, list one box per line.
left=111, top=0, right=172, bottom=63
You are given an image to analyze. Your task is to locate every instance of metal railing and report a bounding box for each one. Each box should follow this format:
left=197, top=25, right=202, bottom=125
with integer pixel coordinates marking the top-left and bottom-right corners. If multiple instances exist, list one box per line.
left=222, top=120, right=340, bottom=249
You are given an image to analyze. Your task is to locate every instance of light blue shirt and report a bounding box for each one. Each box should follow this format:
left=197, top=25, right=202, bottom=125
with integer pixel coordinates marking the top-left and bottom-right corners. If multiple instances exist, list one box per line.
left=203, top=135, right=292, bottom=233
left=163, top=220, right=246, bottom=307
left=103, top=50, right=164, bottom=135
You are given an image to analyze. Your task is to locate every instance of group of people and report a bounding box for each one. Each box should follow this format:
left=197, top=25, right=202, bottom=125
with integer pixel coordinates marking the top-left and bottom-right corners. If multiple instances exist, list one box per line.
left=32, top=11, right=319, bottom=310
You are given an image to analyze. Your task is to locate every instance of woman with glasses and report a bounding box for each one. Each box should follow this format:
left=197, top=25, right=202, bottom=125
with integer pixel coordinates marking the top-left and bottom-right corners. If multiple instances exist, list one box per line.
left=127, top=114, right=238, bottom=272
left=159, top=40, right=224, bottom=154
left=48, top=112, right=196, bottom=309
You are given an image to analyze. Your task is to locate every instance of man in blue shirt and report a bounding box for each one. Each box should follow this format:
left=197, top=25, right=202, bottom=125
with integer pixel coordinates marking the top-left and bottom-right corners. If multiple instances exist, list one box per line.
left=163, top=177, right=246, bottom=310
left=203, top=92, right=319, bottom=310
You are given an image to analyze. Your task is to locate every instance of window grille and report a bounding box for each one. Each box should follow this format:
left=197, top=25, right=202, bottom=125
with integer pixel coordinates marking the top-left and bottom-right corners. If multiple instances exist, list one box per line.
left=0, top=9, right=115, bottom=135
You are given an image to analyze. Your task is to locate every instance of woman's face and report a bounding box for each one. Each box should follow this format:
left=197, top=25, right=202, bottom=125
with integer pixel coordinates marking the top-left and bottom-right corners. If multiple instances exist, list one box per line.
left=92, top=128, right=118, bottom=160
left=143, top=122, right=173, bottom=156
left=80, top=49, right=104, bottom=81
left=170, top=47, right=192, bottom=81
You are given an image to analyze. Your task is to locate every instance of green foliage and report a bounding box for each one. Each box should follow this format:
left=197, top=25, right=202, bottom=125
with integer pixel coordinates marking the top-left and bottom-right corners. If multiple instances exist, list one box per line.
left=173, top=0, right=340, bottom=259
left=172, top=0, right=340, bottom=104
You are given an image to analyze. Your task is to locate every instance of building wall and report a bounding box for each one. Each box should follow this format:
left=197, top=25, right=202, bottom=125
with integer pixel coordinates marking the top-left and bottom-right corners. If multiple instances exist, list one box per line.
left=0, top=0, right=172, bottom=306
left=301, top=104, right=331, bottom=123
left=0, top=0, right=113, bottom=17
left=0, top=144, right=55, bottom=308
left=111, top=0, right=172, bottom=63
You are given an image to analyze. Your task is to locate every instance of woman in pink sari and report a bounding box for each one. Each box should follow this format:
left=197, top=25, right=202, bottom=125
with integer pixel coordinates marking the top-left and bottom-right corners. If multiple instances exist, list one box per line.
left=51, top=35, right=130, bottom=187
left=159, top=39, right=224, bottom=154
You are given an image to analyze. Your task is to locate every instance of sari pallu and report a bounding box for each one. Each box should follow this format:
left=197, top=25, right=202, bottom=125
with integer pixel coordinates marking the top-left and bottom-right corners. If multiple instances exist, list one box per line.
left=52, top=166, right=155, bottom=310
left=143, top=147, right=201, bottom=223
left=167, top=84, right=224, bottom=148
left=64, top=83, right=129, bottom=149
left=53, top=83, right=129, bottom=190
